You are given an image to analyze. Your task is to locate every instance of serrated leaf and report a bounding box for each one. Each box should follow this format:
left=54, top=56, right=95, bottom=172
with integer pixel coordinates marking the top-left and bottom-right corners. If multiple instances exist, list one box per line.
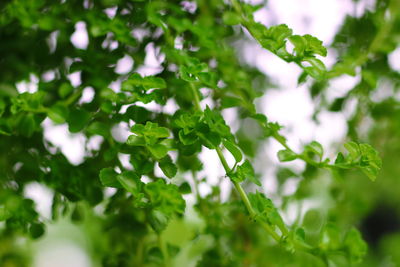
left=343, top=228, right=368, bottom=264
left=145, top=179, right=185, bottom=216
left=230, top=160, right=260, bottom=186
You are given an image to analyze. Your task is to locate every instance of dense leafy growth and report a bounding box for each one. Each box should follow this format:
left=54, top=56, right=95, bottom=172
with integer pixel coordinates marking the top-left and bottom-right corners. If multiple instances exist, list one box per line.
left=2, top=0, right=400, bottom=266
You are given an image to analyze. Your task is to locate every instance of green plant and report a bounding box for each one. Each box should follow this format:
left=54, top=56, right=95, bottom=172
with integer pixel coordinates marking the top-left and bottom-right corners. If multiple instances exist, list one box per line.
left=2, top=0, right=398, bottom=266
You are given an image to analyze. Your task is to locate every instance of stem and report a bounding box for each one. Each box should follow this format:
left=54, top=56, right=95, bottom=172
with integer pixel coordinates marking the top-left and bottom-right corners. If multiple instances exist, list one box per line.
left=190, top=82, right=282, bottom=242
left=158, top=234, right=170, bottom=267
left=189, top=83, right=202, bottom=111
left=216, top=146, right=281, bottom=242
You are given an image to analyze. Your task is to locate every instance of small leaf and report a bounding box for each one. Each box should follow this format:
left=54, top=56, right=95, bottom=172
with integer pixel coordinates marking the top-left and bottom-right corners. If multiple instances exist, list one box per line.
left=223, top=139, right=243, bottom=163
left=305, top=141, right=324, bottom=158
left=148, top=143, right=169, bottom=159
left=29, top=223, right=45, bottom=239
left=344, top=141, right=360, bottom=160
left=277, top=149, right=297, bottom=162
left=222, top=11, right=242, bottom=25
left=117, top=171, right=143, bottom=196
left=99, top=168, right=121, bottom=188
left=67, top=108, right=91, bottom=133
left=343, top=228, right=367, bottom=264
left=47, top=104, right=69, bottom=124
left=127, top=135, right=146, bottom=146
left=230, top=160, right=261, bottom=186
left=159, top=155, right=177, bottom=178
left=149, top=209, right=169, bottom=233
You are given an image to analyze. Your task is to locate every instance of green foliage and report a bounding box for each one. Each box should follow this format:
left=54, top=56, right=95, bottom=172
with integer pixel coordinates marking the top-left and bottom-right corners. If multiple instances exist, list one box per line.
left=1, top=0, right=395, bottom=266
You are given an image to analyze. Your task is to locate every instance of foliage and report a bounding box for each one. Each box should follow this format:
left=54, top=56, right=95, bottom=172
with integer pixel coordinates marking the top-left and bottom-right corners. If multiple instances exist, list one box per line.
left=1, top=0, right=400, bottom=266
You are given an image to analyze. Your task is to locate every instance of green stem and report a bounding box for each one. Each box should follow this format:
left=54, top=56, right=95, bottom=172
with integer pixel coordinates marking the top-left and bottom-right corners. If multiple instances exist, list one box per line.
left=158, top=234, right=170, bottom=267
left=189, top=83, right=202, bottom=111
left=190, top=82, right=282, bottom=242
left=216, top=146, right=281, bottom=242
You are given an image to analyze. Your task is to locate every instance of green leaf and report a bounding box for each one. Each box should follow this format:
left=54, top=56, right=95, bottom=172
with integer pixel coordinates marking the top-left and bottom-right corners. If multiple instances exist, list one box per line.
left=359, top=143, right=381, bottom=181
left=58, top=83, right=74, bottom=98
left=99, top=168, right=121, bottom=188
left=179, top=130, right=198, bottom=145
left=303, top=57, right=326, bottom=79
left=277, top=149, right=297, bottom=162
left=178, top=182, right=192, bottom=194
left=131, top=122, right=170, bottom=140
left=145, top=179, right=186, bottom=216
left=29, top=223, right=45, bottom=239
left=116, top=171, right=143, bottom=196
left=223, top=139, right=243, bottom=163
left=260, top=24, right=293, bottom=52
left=122, top=73, right=166, bottom=91
left=67, top=108, right=91, bottom=133
left=87, top=121, right=111, bottom=137
left=149, top=209, right=169, bottom=233
left=126, top=135, right=146, bottom=146
left=230, top=160, right=260, bottom=186
left=148, top=143, right=169, bottom=159
left=343, top=228, right=367, bottom=264
left=222, top=11, right=242, bottom=25
left=248, top=191, right=285, bottom=227
left=344, top=141, right=361, bottom=160
left=47, top=104, right=69, bottom=124
left=304, top=141, right=324, bottom=158
left=159, top=155, right=178, bottom=178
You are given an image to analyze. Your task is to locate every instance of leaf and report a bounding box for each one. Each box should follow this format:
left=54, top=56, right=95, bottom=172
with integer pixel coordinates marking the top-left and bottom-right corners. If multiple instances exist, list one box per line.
left=248, top=191, right=285, bottom=227
left=58, top=83, right=74, bottom=98
left=67, top=108, right=91, bottom=133
left=99, top=168, right=121, bottom=188
left=223, top=139, right=243, bottom=163
left=222, top=11, right=242, bottom=25
left=29, top=223, right=45, bottom=239
left=159, top=155, right=178, bottom=178
left=344, top=141, right=361, bottom=160
left=179, top=130, right=198, bottom=145
left=148, top=143, right=169, bottom=159
left=304, top=141, right=324, bottom=158
left=48, top=104, right=69, bottom=124
left=145, top=179, right=186, bottom=216
left=17, top=113, right=38, bottom=137
left=343, top=228, right=368, bottom=264
left=126, top=135, right=146, bottom=146
left=359, top=143, right=381, bottom=181
left=303, top=57, right=326, bottom=79
left=87, top=121, right=111, bottom=137
left=230, top=160, right=261, bottom=186
left=261, top=24, right=293, bottom=52
left=116, top=171, right=143, bottom=196
left=277, top=149, right=297, bottom=162
left=122, top=73, right=166, bottom=91
left=149, top=209, right=169, bottom=233
left=131, top=122, right=170, bottom=140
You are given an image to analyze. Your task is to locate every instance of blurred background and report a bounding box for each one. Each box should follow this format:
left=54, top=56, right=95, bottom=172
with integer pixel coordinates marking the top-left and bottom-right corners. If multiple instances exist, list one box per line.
left=2, top=0, right=400, bottom=266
